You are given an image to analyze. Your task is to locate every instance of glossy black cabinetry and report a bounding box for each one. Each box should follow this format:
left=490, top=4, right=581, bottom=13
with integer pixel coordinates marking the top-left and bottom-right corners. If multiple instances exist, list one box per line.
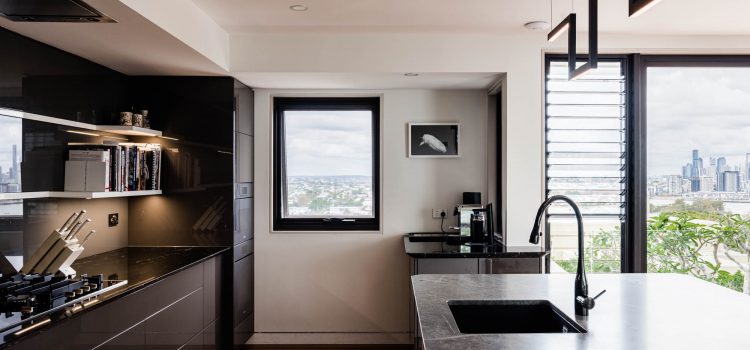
left=127, top=76, right=235, bottom=247
left=233, top=83, right=254, bottom=343
left=7, top=248, right=226, bottom=349
left=0, top=27, right=127, bottom=124
left=1, top=26, right=253, bottom=347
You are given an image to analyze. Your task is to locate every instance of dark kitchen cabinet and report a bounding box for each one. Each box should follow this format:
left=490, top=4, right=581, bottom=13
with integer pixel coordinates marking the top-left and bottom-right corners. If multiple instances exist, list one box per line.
left=232, top=83, right=255, bottom=344
left=479, top=258, right=543, bottom=274
left=10, top=256, right=222, bottom=349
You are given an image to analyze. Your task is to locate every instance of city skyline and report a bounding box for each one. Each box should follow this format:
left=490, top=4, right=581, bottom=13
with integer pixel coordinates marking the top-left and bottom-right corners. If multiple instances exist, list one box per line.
left=647, top=67, right=750, bottom=176
left=0, top=116, right=21, bottom=175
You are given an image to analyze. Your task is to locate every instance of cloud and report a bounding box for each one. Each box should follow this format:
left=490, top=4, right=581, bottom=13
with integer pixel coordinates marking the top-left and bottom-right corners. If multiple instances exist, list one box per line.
left=284, top=110, right=373, bottom=176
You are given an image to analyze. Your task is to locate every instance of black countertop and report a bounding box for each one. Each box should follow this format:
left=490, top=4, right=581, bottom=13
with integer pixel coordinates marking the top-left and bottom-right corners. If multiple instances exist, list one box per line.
left=1, top=246, right=229, bottom=348
left=404, top=235, right=548, bottom=258
left=71, top=246, right=229, bottom=296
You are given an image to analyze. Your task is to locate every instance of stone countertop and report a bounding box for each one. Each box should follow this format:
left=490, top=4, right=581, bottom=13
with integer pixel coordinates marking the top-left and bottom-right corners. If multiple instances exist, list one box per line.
left=412, top=273, right=750, bottom=350
left=404, top=235, right=548, bottom=259
left=71, top=246, right=229, bottom=296
left=0, top=246, right=228, bottom=348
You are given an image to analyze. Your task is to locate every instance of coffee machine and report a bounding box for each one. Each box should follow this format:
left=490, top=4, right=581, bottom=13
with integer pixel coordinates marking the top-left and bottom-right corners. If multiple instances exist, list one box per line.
left=455, top=192, right=483, bottom=237
left=469, top=204, right=494, bottom=245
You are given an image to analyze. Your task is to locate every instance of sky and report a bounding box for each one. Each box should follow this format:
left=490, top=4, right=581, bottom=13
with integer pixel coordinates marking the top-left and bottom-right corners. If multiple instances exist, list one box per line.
left=284, top=110, right=372, bottom=177
left=0, top=115, right=21, bottom=176
left=647, top=67, right=750, bottom=176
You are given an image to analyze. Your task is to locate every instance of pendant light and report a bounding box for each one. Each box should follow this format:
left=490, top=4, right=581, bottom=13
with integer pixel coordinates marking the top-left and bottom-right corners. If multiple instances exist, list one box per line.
left=547, top=0, right=573, bottom=42
left=629, top=0, right=662, bottom=18
left=571, top=0, right=598, bottom=80
left=547, top=0, right=599, bottom=80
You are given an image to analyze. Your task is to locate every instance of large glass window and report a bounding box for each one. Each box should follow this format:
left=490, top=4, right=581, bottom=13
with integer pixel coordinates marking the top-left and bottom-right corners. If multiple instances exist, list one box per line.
left=545, top=57, right=628, bottom=273
left=273, top=97, right=380, bottom=231
left=646, top=62, right=750, bottom=293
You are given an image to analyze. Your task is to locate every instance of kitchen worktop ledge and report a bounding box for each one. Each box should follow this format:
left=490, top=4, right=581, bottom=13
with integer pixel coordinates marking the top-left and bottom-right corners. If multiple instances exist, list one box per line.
left=412, top=273, right=750, bottom=350
left=404, top=235, right=548, bottom=258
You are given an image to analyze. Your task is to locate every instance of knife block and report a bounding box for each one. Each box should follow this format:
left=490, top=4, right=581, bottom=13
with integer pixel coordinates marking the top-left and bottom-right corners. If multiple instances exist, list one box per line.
left=21, top=230, right=85, bottom=277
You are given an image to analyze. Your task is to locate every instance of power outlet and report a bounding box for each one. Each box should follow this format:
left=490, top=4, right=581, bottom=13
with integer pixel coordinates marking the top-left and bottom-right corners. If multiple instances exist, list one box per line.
left=108, top=213, right=119, bottom=227
left=432, top=209, right=448, bottom=219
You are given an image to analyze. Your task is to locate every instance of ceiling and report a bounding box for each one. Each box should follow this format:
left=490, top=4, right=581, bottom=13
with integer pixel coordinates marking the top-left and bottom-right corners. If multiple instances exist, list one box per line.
left=192, top=0, right=750, bottom=36
left=2, top=0, right=750, bottom=90
left=0, top=0, right=226, bottom=76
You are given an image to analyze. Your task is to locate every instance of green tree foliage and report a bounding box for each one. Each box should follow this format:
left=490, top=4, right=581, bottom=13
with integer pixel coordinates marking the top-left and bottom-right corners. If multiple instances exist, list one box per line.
left=554, top=209, right=750, bottom=294
left=554, top=198, right=749, bottom=293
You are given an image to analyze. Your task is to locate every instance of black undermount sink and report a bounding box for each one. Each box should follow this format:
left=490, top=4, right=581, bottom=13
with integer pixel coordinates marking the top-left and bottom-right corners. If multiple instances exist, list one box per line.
left=447, top=300, right=587, bottom=334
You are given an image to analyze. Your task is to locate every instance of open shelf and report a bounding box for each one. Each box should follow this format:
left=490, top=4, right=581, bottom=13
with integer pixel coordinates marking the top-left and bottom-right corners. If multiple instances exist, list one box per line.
left=0, top=190, right=162, bottom=200
left=95, top=125, right=162, bottom=137
left=0, top=108, right=163, bottom=138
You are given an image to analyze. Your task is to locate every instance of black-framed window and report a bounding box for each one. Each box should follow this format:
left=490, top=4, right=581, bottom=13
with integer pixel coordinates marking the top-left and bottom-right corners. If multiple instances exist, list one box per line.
left=544, top=55, right=632, bottom=273
left=634, top=56, right=750, bottom=287
left=273, top=97, right=380, bottom=231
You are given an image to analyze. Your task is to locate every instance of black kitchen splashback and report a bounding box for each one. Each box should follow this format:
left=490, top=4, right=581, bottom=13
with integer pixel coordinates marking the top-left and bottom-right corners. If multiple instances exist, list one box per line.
left=126, top=77, right=235, bottom=247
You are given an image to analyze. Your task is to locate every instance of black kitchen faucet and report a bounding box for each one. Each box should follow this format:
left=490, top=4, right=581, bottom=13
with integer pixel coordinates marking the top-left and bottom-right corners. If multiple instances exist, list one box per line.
left=529, top=195, right=606, bottom=316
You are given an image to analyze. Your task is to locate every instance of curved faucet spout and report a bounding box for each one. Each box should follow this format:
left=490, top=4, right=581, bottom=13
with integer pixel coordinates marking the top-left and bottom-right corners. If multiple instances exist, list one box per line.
left=528, top=195, right=593, bottom=316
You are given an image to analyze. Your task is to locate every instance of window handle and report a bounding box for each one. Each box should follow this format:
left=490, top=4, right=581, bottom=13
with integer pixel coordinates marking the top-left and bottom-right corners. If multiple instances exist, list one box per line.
left=323, top=218, right=356, bottom=223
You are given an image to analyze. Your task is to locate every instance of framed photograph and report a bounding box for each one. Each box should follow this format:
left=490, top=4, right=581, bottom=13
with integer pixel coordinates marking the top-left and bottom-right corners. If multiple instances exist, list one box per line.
left=408, top=123, right=460, bottom=158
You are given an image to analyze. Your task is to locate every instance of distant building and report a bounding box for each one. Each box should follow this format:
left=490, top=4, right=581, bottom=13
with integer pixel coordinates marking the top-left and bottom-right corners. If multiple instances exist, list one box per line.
left=721, top=171, right=740, bottom=192
left=681, top=179, right=692, bottom=193
left=699, top=176, right=715, bottom=192
left=11, top=144, right=17, bottom=182
left=666, top=175, right=683, bottom=195
left=691, top=150, right=703, bottom=178
left=717, top=157, right=727, bottom=190
left=682, top=163, right=691, bottom=179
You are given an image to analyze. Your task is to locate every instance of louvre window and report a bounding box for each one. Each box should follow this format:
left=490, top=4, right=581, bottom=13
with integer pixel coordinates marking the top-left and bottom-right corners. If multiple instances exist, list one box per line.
left=544, top=58, right=628, bottom=273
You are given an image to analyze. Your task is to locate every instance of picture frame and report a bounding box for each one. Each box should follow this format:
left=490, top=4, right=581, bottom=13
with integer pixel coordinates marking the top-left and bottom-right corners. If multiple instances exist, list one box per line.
left=408, top=123, right=460, bottom=158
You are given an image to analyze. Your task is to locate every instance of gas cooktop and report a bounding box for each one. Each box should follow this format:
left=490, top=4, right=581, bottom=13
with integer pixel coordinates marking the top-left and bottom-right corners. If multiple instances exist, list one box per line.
left=0, top=273, right=127, bottom=341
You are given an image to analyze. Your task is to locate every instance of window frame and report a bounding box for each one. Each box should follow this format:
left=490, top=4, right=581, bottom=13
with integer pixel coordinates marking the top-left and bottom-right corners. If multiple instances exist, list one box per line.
left=632, top=55, right=750, bottom=272
left=543, top=54, right=635, bottom=273
left=272, top=96, right=381, bottom=232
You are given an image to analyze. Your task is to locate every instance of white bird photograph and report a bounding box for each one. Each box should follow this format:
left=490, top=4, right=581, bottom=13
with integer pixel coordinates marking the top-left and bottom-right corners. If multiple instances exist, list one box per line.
left=419, top=134, right=447, bottom=153
left=409, top=123, right=459, bottom=158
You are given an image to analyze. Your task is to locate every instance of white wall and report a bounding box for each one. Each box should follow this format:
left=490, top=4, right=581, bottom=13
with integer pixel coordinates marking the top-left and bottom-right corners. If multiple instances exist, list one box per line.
left=252, top=89, right=489, bottom=344
left=239, top=31, right=750, bottom=344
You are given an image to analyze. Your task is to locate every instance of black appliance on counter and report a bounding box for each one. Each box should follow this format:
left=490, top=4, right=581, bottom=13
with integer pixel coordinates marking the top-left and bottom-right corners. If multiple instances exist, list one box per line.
left=0, top=273, right=126, bottom=341
left=469, top=203, right=495, bottom=245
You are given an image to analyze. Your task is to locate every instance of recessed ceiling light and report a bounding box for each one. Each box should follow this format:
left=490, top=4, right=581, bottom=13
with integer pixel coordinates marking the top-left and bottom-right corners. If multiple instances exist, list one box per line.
left=404, top=73, right=419, bottom=77
left=524, top=21, right=550, bottom=31
left=289, top=5, right=308, bottom=11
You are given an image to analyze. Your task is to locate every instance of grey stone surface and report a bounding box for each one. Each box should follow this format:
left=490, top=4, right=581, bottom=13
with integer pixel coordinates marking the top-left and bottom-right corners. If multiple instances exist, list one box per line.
left=412, top=273, right=750, bottom=349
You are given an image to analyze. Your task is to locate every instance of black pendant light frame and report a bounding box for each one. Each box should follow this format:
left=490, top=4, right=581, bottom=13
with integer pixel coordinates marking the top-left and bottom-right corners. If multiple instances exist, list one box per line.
left=629, top=0, right=661, bottom=17
left=547, top=0, right=598, bottom=80
left=570, top=0, right=598, bottom=80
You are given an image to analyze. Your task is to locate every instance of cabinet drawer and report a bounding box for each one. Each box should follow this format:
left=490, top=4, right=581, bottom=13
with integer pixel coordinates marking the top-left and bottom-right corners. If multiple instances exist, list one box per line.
left=416, top=259, right=479, bottom=274
left=233, top=254, right=254, bottom=326
left=481, top=258, right=542, bottom=274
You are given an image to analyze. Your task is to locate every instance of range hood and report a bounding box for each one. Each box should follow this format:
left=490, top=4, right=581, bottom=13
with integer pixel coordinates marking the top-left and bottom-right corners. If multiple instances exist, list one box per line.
left=0, top=0, right=115, bottom=22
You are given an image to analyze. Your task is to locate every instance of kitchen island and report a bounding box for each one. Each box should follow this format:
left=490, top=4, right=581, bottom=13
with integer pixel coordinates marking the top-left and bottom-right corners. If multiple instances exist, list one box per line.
left=412, top=273, right=750, bottom=349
